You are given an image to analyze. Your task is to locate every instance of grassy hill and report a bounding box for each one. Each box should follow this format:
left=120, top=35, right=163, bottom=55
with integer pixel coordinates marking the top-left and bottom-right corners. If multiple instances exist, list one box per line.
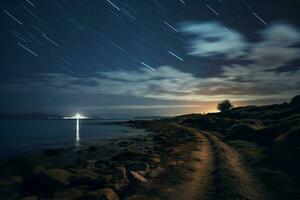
left=171, top=95, right=300, bottom=198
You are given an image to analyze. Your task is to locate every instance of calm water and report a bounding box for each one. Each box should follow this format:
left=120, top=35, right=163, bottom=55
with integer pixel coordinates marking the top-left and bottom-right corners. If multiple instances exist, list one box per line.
left=0, top=119, right=146, bottom=157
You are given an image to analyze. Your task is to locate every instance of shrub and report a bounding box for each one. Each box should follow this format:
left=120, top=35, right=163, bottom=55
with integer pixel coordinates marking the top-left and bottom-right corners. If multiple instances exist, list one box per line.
left=217, top=99, right=233, bottom=112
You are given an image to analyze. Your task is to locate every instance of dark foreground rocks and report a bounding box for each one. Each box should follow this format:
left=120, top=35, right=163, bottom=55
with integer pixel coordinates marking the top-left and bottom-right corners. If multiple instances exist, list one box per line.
left=0, top=121, right=196, bottom=200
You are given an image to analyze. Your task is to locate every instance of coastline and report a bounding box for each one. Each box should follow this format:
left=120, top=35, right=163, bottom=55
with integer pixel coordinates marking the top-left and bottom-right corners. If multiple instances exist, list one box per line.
left=1, top=96, right=299, bottom=200
left=0, top=119, right=198, bottom=200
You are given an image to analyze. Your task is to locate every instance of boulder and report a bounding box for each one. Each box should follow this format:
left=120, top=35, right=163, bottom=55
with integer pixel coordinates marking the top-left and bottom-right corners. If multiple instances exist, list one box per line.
left=129, top=171, right=147, bottom=183
left=37, top=168, right=73, bottom=187
left=111, top=167, right=127, bottom=182
left=127, top=162, right=150, bottom=176
left=86, top=160, right=96, bottom=170
left=110, top=166, right=129, bottom=193
left=94, top=160, right=111, bottom=173
left=84, top=188, right=119, bottom=200
left=151, top=157, right=161, bottom=164
left=112, top=181, right=128, bottom=194
left=128, top=171, right=148, bottom=190
left=68, top=169, right=101, bottom=187
left=147, top=167, right=164, bottom=178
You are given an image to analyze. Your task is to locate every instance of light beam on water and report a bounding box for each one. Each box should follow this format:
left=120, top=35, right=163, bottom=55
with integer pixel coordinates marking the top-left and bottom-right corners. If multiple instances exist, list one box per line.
left=63, top=113, right=87, bottom=146
left=76, top=118, right=80, bottom=141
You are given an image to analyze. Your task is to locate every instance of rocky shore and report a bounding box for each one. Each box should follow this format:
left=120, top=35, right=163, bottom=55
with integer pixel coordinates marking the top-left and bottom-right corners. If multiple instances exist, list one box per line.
left=0, top=120, right=197, bottom=200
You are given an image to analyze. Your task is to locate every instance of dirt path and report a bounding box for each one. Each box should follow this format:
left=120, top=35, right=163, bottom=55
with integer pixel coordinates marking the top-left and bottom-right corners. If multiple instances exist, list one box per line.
left=169, top=127, right=270, bottom=200
left=169, top=128, right=215, bottom=200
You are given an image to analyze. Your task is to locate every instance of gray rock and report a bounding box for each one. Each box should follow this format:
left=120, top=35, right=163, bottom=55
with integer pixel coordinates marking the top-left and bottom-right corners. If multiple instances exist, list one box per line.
left=38, top=168, right=74, bottom=186
left=129, top=171, right=147, bottom=183
left=68, top=168, right=100, bottom=186
left=128, top=171, right=148, bottom=191
left=127, top=162, right=150, bottom=176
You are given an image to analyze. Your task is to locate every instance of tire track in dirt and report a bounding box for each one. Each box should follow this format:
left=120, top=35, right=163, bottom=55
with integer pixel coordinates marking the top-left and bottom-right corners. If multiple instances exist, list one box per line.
left=169, top=128, right=215, bottom=200
left=169, top=126, right=270, bottom=200
left=203, top=131, right=270, bottom=200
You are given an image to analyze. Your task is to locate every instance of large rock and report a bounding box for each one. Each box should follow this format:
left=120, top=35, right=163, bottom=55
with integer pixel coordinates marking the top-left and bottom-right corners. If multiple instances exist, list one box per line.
left=110, top=166, right=129, bottom=193
left=68, top=169, right=106, bottom=188
left=111, top=166, right=127, bottom=182
left=147, top=167, right=164, bottom=178
left=84, top=188, right=119, bottom=200
left=94, top=159, right=111, bottom=174
left=127, top=162, right=150, bottom=176
left=53, top=188, right=84, bottom=200
left=129, top=171, right=147, bottom=183
left=37, top=168, right=74, bottom=187
left=86, top=160, right=97, bottom=170
left=151, top=157, right=161, bottom=164
left=128, top=171, right=148, bottom=191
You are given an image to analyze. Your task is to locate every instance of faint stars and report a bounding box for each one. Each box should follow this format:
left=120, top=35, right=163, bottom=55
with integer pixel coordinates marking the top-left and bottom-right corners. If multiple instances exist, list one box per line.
left=17, top=43, right=38, bottom=56
left=179, top=0, right=186, bottom=5
left=42, top=34, right=59, bottom=46
left=206, top=4, right=220, bottom=16
left=3, top=10, right=23, bottom=25
left=163, top=21, right=178, bottom=32
left=59, top=57, right=73, bottom=66
left=26, top=0, right=34, bottom=7
left=60, top=65, right=74, bottom=74
left=141, top=62, right=156, bottom=71
left=252, top=12, right=268, bottom=26
left=10, top=30, right=28, bottom=43
left=106, top=0, right=121, bottom=11
left=168, top=51, right=184, bottom=61
left=112, top=42, right=125, bottom=52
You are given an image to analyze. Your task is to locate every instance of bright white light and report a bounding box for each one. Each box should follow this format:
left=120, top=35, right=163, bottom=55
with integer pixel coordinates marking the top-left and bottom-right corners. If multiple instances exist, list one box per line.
left=75, top=113, right=83, bottom=119
left=63, top=113, right=88, bottom=119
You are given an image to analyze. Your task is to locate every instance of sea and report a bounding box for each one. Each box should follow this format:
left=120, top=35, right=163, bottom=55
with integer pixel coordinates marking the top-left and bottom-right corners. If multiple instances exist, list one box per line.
left=0, top=118, right=148, bottom=158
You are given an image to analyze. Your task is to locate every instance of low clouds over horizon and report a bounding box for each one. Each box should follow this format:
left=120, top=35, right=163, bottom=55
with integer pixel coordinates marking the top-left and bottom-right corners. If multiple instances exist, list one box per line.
left=1, top=21, right=300, bottom=109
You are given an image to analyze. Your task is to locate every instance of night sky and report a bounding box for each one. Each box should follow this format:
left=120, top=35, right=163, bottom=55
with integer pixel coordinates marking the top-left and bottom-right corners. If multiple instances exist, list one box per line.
left=1, top=0, right=300, bottom=117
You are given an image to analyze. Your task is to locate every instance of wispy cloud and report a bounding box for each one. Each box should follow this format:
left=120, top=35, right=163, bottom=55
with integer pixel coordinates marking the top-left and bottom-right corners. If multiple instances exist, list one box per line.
left=181, top=21, right=300, bottom=68
left=180, top=22, right=247, bottom=59
left=1, top=22, right=299, bottom=103
left=2, top=64, right=299, bottom=102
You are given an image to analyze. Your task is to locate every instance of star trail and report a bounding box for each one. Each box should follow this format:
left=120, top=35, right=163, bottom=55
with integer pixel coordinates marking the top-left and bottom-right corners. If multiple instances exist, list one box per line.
left=0, top=0, right=299, bottom=116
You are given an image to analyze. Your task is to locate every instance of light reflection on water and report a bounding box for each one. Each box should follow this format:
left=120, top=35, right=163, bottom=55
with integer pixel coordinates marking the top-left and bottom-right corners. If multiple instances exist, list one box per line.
left=0, top=119, right=148, bottom=157
left=76, top=118, right=80, bottom=146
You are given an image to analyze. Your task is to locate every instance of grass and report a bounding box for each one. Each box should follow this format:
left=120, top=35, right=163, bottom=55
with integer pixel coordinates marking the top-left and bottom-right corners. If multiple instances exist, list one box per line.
left=230, top=139, right=300, bottom=200
left=229, top=140, right=266, bottom=164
